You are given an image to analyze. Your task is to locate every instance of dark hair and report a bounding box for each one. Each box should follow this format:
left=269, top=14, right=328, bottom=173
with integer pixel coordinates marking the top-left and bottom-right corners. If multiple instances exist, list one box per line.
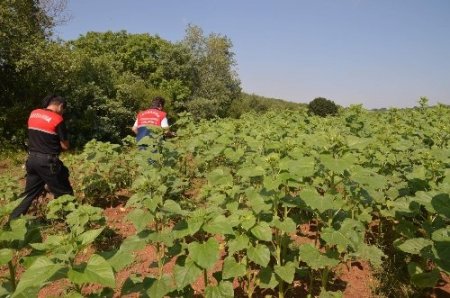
left=151, top=96, right=165, bottom=109
left=42, top=94, right=66, bottom=108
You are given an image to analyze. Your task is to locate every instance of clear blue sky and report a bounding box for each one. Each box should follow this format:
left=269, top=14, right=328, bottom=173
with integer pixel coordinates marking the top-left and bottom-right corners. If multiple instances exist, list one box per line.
left=55, top=0, right=450, bottom=109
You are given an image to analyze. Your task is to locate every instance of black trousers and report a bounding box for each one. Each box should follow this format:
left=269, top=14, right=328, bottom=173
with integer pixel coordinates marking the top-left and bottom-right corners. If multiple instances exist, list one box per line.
left=10, top=153, right=73, bottom=219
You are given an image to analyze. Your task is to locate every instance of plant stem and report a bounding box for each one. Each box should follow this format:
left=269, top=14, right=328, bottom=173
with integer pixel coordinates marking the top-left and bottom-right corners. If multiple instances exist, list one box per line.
left=203, top=269, right=208, bottom=289
left=321, top=267, right=329, bottom=289
left=8, top=261, right=16, bottom=291
left=279, top=281, right=285, bottom=298
left=246, top=267, right=254, bottom=297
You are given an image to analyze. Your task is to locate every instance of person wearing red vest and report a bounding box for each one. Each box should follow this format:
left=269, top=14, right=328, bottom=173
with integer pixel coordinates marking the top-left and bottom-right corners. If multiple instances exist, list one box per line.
left=132, top=96, right=174, bottom=150
left=10, top=95, right=74, bottom=220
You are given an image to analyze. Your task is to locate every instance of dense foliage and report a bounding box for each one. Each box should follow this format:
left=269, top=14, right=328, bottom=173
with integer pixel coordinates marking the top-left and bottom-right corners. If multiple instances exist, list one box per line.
left=308, top=97, right=339, bottom=117
left=229, top=93, right=307, bottom=118
left=1, top=104, right=449, bottom=297
left=1, top=2, right=304, bottom=149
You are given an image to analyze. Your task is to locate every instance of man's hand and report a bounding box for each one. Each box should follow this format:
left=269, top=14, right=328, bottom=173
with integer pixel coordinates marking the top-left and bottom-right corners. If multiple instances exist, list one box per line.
left=164, top=131, right=176, bottom=138
left=60, top=140, right=70, bottom=151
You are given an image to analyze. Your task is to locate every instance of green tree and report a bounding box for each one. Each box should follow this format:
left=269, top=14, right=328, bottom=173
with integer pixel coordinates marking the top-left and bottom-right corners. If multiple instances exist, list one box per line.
left=308, top=97, right=339, bottom=117
left=182, top=25, right=241, bottom=119
left=0, top=0, right=69, bottom=145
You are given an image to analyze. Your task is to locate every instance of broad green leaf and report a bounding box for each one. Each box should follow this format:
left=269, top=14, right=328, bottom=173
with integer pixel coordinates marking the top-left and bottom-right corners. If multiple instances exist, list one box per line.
left=161, top=200, right=186, bottom=215
left=205, top=281, right=234, bottom=298
left=173, top=258, right=202, bottom=289
left=432, top=228, right=450, bottom=242
left=120, top=235, right=147, bottom=252
left=228, top=234, right=250, bottom=254
left=207, top=168, right=233, bottom=186
left=431, top=193, right=450, bottom=219
left=0, top=218, right=27, bottom=242
left=274, top=261, right=296, bottom=283
left=408, top=263, right=440, bottom=288
left=147, top=229, right=175, bottom=247
left=126, top=209, right=153, bottom=232
left=224, top=147, right=244, bottom=163
left=346, top=136, right=371, bottom=150
left=68, top=254, right=115, bottom=288
left=188, top=238, right=220, bottom=270
left=299, top=244, right=340, bottom=270
left=396, top=238, right=433, bottom=255
left=146, top=275, right=173, bottom=298
left=351, top=167, right=387, bottom=190
left=321, top=219, right=364, bottom=252
left=0, top=249, right=13, bottom=265
left=406, top=165, right=427, bottom=180
left=13, top=257, right=63, bottom=298
left=30, top=235, right=66, bottom=251
left=142, top=195, right=162, bottom=212
left=203, top=215, right=235, bottom=235
left=104, top=249, right=135, bottom=272
left=237, top=166, right=265, bottom=178
left=222, top=257, right=246, bottom=280
left=433, top=242, right=450, bottom=274
left=258, top=267, right=279, bottom=289
left=320, top=154, right=354, bottom=174
left=250, top=222, right=272, bottom=242
left=319, top=288, right=344, bottom=298
left=241, top=213, right=256, bottom=230
left=410, top=191, right=436, bottom=214
left=354, top=243, right=386, bottom=268
left=245, top=189, right=271, bottom=214
left=247, top=244, right=270, bottom=267
left=263, top=176, right=282, bottom=191
left=280, top=156, right=315, bottom=178
left=300, top=188, right=335, bottom=213
left=77, top=228, right=104, bottom=246
left=174, top=214, right=205, bottom=239
left=273, top=217, right=296, bottom=234
left=386, top=197, right=414, bottom=215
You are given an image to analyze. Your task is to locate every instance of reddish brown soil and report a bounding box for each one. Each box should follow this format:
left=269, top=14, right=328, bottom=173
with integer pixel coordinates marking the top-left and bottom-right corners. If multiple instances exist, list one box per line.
left=337, top=261, right=376, bottom=298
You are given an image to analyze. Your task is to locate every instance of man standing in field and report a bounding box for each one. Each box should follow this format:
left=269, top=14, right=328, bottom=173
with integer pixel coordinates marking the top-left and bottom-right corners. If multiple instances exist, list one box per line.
left=10, top=95, right=74, bottom=220
left=131, top=96, right=174, bottom=150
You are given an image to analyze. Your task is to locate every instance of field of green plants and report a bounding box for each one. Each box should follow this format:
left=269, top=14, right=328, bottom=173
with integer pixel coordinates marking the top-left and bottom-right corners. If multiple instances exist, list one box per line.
left=1, top=105, right=449, bottom=297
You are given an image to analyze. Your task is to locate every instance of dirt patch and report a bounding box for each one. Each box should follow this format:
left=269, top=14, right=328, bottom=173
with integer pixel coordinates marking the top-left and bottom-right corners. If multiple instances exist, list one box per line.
left=335, top=261, right=376, bottom=298
left=104, top=204, right=136, bottom=238
left=433, top=272, right=450, bottom=298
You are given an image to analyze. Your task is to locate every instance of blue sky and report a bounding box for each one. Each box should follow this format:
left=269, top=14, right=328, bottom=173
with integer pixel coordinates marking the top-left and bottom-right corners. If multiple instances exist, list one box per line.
left=55, top=0, right=450, bottom=109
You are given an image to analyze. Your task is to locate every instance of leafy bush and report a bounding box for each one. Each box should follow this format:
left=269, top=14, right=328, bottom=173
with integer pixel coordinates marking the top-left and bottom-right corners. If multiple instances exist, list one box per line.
left=68, top=140, right=137, bottom=206
left=308, top=97, right=339, bottom=117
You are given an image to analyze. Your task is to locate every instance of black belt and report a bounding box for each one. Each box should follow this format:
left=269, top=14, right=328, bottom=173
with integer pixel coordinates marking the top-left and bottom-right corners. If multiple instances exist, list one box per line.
left=28, top=152, right=59, bottom=159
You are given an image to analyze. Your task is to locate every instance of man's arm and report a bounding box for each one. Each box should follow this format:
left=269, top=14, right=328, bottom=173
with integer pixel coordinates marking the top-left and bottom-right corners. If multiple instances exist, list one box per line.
left=161, top=118, right=176, bottom=137
left=132, top=119, right=138, bottom=134
left=57, top=121, right=70, bottom=151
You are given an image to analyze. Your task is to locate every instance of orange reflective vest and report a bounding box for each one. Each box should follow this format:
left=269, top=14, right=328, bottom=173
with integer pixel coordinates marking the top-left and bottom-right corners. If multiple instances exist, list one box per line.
left=136, top=109, right=166, bottom=128
left=28, top=109, right=63, bottom=135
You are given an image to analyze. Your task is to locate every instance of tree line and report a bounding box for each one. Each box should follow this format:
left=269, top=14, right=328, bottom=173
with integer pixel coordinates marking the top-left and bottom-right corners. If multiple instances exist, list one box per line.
left=0, top=0, right=305, bottom=150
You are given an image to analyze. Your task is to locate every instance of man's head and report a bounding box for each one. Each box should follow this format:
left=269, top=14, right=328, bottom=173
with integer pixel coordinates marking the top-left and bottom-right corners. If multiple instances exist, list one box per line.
left=151, top=96, right=165, bottom=110
left=43, top=94, right=66, bottom=115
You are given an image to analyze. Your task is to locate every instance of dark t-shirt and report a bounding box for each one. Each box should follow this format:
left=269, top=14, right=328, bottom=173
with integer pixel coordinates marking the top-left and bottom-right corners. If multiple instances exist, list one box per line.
left=27, top=108, right=68, bottom=155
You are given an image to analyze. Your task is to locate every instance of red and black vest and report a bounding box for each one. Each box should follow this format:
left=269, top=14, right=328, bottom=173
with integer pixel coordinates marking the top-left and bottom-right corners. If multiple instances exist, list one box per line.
left=136, top=108, right=166, bottom=128
left=27, top=109, right=67, bottom=154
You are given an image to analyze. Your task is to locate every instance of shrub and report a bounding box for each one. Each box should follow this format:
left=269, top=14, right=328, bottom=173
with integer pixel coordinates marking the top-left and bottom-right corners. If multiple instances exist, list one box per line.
left=68, top=140, right=137, bottom=206
left=308, top=97, right=338, bottom=117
